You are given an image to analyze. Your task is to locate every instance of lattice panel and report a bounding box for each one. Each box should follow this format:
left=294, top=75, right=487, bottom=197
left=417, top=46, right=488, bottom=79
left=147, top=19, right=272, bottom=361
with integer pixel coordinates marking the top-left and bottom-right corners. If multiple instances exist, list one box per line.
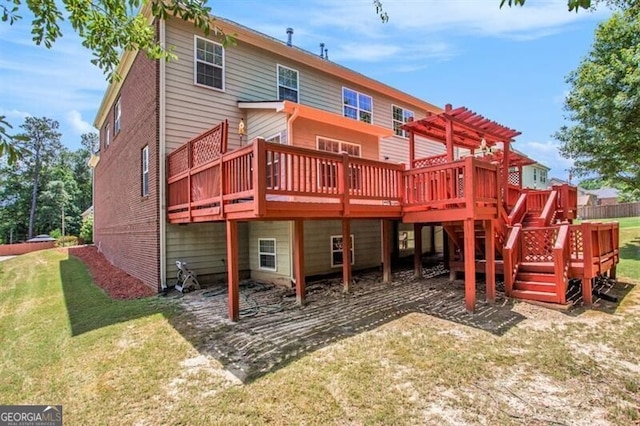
left=191, top=126, right=225, bottom=168
left=522, top=228, right=557, bottom=262
left=570, top=228, right=583, bottom=260
left=168, top=146, right=188, bottom=178
left=413, top=154, right=447, bottom=168
left=509, top=170, right=520, bottom=186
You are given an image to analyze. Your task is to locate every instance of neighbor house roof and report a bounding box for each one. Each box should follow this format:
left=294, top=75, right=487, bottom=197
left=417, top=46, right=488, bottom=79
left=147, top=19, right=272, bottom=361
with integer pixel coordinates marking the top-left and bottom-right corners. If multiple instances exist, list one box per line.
left=586, top=187, right=620, bottom=199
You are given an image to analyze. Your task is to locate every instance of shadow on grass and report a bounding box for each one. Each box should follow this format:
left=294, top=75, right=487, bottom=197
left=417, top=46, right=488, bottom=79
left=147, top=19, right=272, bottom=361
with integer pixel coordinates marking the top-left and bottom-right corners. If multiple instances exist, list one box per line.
left=165, top=265, right=528, bottom=383
left=620, top=237, right=640, bottom=263
left=59, top=255, right=175, bottom=336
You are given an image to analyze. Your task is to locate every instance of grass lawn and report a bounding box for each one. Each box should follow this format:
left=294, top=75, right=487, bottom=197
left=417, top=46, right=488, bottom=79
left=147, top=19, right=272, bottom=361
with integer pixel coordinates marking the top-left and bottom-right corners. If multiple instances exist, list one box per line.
left=1, top=219, right=639, bottom=425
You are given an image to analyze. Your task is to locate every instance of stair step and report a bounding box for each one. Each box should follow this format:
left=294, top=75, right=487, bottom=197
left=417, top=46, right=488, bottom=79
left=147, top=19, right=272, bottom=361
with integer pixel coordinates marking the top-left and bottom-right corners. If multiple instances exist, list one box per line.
left=514, top=280, right=557, bottom=293
left=518, top=272, right=555, bottom=283
left=519, top=262, right=555, bottom=273
left=511, top=289, right=560, bottom=304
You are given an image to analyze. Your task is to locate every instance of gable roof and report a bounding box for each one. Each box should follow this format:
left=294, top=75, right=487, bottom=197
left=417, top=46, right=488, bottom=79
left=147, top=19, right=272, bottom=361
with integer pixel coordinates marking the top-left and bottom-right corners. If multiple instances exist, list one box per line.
left=95, top=12, right=441, bottom=128
left=586, top=187, right=620, bottom=199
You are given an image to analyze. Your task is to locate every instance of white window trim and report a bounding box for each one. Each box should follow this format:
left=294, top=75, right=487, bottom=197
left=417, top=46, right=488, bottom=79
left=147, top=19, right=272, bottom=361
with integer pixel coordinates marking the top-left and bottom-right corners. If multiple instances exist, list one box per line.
left=114, top=97, right=121, bottom=134
left=316, top=136, right=361, bottom=156
left=104, top=123, right=110, bottom=148
left=193, top=35, right=225, bottom=92
left=391, top=104, right=414, bottom=139
left=276, top=64, right=299, bottom=103
left=330, top=234, right=355, bottom=268
left=342, top=87, right=373, bottom=124
left=258, top=238, right=277, bottom=271
left=142, top=145, right=149, bottom=196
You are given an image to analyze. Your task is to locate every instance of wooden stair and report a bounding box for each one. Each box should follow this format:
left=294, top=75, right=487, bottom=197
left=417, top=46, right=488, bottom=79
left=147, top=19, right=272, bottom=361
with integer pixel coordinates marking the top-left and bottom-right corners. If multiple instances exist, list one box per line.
left=511, top=262, right=561, bottom=304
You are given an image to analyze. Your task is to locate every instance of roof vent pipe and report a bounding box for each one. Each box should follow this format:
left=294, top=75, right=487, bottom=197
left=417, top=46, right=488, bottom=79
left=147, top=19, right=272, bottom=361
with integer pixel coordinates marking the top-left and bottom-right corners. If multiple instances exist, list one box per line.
left=286, top=28, right=294, bottom=47
left=324, top=48, right=329, bottom=60
left=320, top=43, right=325, bottom=58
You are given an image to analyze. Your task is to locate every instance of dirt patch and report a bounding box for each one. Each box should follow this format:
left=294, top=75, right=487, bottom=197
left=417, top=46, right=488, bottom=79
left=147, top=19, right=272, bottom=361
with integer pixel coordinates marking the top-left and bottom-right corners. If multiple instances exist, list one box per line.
left=63, top=246, right=155, bottom=299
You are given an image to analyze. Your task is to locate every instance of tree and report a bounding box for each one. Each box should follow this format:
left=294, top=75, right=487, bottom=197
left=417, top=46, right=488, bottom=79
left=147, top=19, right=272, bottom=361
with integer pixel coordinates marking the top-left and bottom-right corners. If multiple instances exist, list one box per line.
left=0, top=116, right=28, bottom=165
left=15, top=117, right=63, bottom=239
left=555, top=6, right=640, bottom=194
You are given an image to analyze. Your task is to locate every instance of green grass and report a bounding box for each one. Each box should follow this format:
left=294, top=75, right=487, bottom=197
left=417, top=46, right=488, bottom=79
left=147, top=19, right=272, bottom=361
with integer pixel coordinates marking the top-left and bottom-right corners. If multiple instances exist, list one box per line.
left=1, top=240, right=639, bottom=424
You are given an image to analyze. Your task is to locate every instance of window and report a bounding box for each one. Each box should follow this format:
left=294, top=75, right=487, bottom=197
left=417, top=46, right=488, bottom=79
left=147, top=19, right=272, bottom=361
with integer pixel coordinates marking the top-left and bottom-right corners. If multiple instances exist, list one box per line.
left=331, top=235, right=354, bottom=267
left=258, top=238, right=277, bottom=271
left=141, top=145, right=149, bottom=196
left=317, top=137, right=361, bottom=189
left=540, top=170, right=547, bottom=183
left=195, top=36, right=224, bottom=90
left=533, top=169, right=538, bottom=181
left=342, top=87, right=372, bottom=123
left=104, top=123, right=110, bottom=148
left=398, top=230, right=415, bottom=250
left=265, top=134, right=283, bottom=188
left=277, top=65, right=299, bottom=102
left=114, top=97, right=121, bottom=134
left=392, top=105, right=414, bottom=138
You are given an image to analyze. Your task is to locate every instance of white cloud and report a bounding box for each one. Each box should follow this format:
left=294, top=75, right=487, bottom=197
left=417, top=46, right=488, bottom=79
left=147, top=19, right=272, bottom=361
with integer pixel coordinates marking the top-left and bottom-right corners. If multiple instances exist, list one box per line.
left=0, top=108, right=31, bottom=120
left=67, top=110, right=96, bottom=135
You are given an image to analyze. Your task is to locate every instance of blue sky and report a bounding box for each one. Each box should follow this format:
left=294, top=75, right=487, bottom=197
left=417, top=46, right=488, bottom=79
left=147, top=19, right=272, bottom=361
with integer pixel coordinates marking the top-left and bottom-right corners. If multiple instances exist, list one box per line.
left=0, top=0, right=610, bottom=180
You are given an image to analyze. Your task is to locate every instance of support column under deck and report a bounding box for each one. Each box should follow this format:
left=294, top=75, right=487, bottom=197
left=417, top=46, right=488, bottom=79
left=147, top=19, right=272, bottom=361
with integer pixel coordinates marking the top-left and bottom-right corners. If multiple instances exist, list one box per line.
left=464, top=219, right=477, bottom=312
left=484, top=219, right=496, bottom=303
left=414, top=223, right=423, bottom=278
left=226, top=220, right=239, bottom=321
left=294, top=219, right=305, bottom=305
left=342, top=219, right=352, bottom=293
left=382, top=219, right=392, bottom=284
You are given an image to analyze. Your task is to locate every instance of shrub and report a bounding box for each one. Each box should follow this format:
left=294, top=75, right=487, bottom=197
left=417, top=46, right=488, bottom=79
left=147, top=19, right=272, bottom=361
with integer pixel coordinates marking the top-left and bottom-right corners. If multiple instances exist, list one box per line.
left=49, top=229, right=62, bottom=239
left=80, top=214, right=93, bottom=244
left=56, top=236, right=79, bottom=247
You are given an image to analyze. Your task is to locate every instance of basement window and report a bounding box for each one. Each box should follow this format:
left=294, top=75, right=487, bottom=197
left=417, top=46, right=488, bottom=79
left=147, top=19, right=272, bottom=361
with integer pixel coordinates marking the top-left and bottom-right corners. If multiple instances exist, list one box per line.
left=258, top=238, right=277, bottom=271
left=330, top=234, right=354, bottom=268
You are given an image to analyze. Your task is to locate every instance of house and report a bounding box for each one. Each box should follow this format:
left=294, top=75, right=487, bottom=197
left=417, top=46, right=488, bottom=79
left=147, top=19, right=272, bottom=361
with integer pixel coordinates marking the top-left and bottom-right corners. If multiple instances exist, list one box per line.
left=92, top=10, right=618, bottom=321
left=587, top=187, right=620, bottom=206
left=520, top=158, right=550, bottom=189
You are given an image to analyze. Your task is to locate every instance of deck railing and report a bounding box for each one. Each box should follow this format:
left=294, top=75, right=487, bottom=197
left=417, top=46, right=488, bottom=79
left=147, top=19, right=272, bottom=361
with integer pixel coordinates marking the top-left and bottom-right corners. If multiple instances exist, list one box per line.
left=167, top=137, right=405, bottom=221
left=568, top=222, right=620, bottom=279
left=552, top=224, right=571, bottom=304
left=412, top=153, right=448, bottom=169
left=503, top=224, right=522, bottom=296
left=403, top=156, right=499, bottom=215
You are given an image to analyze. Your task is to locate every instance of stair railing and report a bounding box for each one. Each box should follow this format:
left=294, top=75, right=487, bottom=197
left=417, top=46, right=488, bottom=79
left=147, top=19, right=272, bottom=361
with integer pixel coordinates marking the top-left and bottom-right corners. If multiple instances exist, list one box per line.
left=508, top=193, right=527, bottom=226
left=552, top=224, right=570, bottom=304
left=539, top=190, right=559, bottom=226
left=503, top=224, right=522, bottom=296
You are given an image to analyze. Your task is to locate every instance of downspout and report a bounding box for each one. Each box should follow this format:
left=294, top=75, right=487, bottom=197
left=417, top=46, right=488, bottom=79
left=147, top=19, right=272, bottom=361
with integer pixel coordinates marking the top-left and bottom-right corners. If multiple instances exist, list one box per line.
left=287, top=106, right=299, bottom=282
left=159, top=18, right=167, bottom=290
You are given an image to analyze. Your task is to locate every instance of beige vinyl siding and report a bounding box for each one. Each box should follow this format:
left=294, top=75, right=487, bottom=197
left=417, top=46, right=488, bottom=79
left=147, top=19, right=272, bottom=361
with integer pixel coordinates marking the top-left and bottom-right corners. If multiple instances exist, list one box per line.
left=165, top=222, right=249, bottom=285
left=248, top=221, right=291, bottom=285
left=292, top=118, right=378, bottom=160
left=245, top=110, right=287, bottom=142
left=303, top=219, right=381, bottom=276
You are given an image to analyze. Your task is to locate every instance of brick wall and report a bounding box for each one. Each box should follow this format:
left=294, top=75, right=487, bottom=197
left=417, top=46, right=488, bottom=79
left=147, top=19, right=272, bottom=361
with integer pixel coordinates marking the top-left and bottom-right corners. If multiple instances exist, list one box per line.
left=94, top=51, right=160, bottom=290
left=0, top=241, right=56, bottom=256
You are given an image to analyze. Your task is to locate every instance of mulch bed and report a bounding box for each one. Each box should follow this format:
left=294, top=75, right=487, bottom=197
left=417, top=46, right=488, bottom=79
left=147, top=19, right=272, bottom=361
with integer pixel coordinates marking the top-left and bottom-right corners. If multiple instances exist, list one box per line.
left=63, top=246, right=155, bottom=299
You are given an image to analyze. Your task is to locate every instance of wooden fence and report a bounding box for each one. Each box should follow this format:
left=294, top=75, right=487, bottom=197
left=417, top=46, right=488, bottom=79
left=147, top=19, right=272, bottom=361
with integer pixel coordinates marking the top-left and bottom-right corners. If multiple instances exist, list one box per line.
left=578, top=202, right=640, bottom=219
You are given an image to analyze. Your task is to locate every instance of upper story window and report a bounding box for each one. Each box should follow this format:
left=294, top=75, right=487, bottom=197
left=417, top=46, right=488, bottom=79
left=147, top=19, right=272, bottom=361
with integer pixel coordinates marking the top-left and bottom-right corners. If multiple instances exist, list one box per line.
left=342, top=87, right=372, bottom=124
left=540, top=170, right=547, bottom=183
left=104, top=123, right=110, bottom=148
left=533, top=168, right=538, bottom=181
left=141, top=145, right=149, bottom=196
left=195, top=36, right=224, bottom=90
left=392, top=105, right=414, bottom=138
left=114, top=97, right=121, bottom=134
left=277, top=65, right=299, bottom=102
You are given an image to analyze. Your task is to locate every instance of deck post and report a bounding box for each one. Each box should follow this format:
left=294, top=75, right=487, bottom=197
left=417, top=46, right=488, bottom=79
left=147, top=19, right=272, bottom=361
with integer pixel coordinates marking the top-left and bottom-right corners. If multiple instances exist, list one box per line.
left=294, top=219, right=306, bottom=305
left=342, top=219, right=352, bottom=293
left=464, top=218, right=477, bottom=312
left=253, top=139, right=267, bottom=217
left=382, top=219, right=392, bottom=284
left=582, top=222, right=594, bottom=305
left=448, top=234, right=457, bottom=282
left=226, top=220, right=240, bottom=321
left=409, top=131, right=415, bottom=167
left=414, top=223, right=423, bottom=278
left=430, top=225, right=436, bottom=254
left=484, top=219, right=496, bottom=303
left=503, top=140, right=511, bottom=197
left=445, top=104, right=454, bottom=161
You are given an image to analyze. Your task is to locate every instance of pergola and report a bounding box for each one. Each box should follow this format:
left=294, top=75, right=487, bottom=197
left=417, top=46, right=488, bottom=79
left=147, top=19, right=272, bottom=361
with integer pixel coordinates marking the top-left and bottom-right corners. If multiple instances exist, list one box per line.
left=403, top=104, right=521, bottom=192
